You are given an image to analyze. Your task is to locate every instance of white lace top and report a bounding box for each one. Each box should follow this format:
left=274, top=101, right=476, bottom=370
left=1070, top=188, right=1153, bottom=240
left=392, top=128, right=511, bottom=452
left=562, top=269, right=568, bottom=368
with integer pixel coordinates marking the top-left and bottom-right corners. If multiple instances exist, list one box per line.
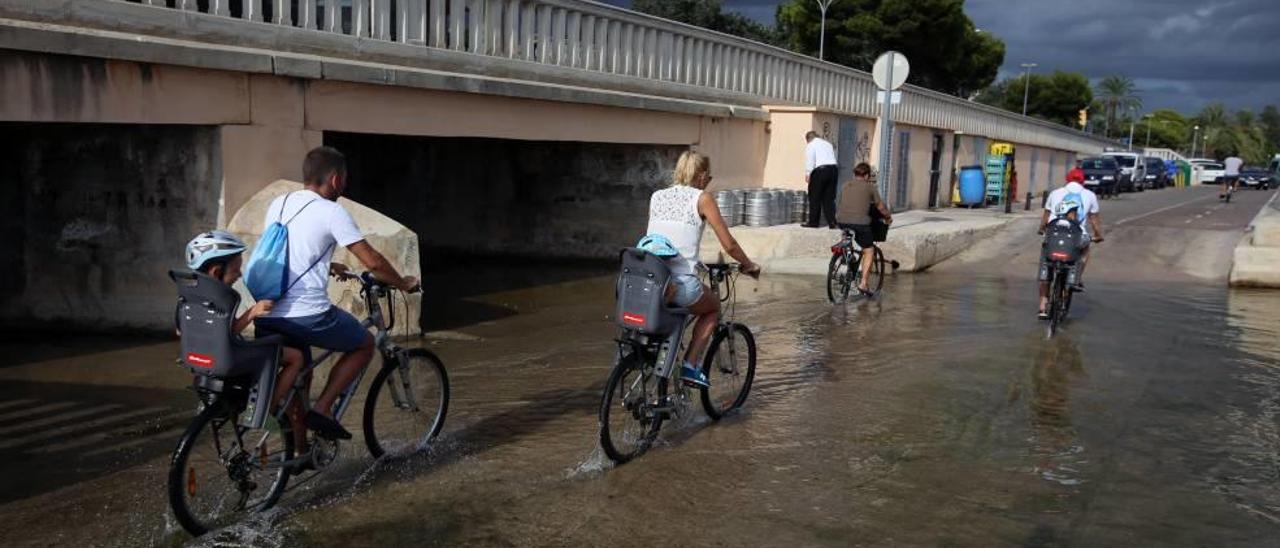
left=646, top=185, right=705, bottom=275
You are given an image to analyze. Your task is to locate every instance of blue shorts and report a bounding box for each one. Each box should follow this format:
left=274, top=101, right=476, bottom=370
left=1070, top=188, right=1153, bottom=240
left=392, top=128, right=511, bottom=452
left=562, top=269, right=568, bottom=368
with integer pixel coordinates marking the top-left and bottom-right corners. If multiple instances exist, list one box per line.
left=671, top=274, right=705, bottom=307
left=254, top=306, right=369, bottom=353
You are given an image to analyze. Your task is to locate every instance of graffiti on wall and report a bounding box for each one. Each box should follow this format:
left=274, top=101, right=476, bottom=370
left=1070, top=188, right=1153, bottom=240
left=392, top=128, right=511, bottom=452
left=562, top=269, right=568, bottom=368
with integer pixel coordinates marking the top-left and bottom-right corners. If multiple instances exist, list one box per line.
left=854, top=131, right=872, bottom=164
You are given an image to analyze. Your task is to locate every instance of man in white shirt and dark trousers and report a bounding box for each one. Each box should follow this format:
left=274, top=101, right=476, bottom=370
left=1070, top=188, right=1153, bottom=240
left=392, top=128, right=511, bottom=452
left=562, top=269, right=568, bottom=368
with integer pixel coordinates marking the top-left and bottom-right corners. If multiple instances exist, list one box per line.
left=804, top=131, right=839, bottom=228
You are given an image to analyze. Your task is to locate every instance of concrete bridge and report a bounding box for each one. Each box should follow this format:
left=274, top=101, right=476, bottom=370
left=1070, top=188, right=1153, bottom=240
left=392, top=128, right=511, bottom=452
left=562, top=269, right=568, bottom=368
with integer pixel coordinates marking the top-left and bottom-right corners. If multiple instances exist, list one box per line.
left=0, top=0, right=1114, bottom=330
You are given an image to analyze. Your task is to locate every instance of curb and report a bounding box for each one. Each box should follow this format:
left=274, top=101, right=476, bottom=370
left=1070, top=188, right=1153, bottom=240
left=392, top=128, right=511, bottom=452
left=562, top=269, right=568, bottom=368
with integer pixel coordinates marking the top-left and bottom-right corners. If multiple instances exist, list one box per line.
left=1228, top=191, right=1280, bottom=288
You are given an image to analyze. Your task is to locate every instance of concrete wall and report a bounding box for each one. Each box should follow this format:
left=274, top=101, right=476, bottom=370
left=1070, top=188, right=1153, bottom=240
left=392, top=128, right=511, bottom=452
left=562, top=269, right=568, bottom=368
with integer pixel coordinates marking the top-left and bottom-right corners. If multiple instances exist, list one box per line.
left=0, top=123, right=221, bottom=331
left=327, top=132, right=685, bottom=260
left=695, top=117, right=769, bottom=191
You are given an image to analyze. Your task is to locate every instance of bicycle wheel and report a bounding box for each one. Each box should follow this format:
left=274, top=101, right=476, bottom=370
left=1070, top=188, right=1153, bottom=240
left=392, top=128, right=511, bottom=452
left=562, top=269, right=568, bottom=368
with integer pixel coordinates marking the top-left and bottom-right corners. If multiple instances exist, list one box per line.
left=363, top=348, right=450, bottom=459
left=826, top=252, right=853, bottom=304
left=168, top=399, right=292, bottom=536
left=599, top=349, right=667, bottom=463
left=1046, top=270, right=1067, bottom=338
left=867, top=247, right=886, bottom=295
left=700, top=323, right=757, bottom=420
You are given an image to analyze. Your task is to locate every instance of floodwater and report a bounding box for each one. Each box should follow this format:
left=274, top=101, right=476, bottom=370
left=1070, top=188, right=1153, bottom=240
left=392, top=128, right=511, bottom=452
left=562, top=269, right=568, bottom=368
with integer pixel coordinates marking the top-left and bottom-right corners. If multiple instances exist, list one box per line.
left=0, top=188, right=1277, bottom=546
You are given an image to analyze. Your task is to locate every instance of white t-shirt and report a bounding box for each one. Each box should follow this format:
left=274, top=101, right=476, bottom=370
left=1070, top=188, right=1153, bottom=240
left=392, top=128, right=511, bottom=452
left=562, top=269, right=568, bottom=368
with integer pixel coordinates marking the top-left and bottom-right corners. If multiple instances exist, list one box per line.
left=1224, top=157, right=1244, bottom=176
left=805, top=138, right=837, bottom=175
left=259, top=190, right=364, bottom=318
left=1045, top=182, right=1100, bottom=237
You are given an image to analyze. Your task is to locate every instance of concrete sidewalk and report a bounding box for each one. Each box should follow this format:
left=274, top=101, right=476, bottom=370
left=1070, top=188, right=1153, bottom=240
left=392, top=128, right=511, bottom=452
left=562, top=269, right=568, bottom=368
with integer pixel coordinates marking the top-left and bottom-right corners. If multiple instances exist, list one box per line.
left=1229, top=192, right=1280, bottom=288
left=699, top=207, right=1036, bottom=275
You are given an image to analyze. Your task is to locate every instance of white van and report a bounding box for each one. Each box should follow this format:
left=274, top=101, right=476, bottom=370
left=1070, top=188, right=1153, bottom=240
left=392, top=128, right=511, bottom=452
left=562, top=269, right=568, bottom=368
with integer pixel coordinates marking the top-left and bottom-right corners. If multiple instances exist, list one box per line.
left=1101, top=152, right=1146, bottom=192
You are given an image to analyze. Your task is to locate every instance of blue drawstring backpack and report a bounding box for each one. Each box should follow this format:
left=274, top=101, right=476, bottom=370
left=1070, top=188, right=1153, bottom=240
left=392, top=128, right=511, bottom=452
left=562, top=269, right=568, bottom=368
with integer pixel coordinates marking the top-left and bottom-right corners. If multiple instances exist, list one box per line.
left=244, top=193, right=334, bottom=301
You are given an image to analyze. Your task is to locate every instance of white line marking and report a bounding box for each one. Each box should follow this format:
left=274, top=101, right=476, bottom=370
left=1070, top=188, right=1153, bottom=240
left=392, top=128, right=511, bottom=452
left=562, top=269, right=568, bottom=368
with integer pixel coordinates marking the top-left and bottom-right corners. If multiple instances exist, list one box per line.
left=0, top=399, right=38, bottom=412
left=1115, top=193, right=1217, bottom=226
left=0, top=403, right=123, bottom=439
left=22, top=407, right=180, bottom=453
left=0, top=401, right=79, bottom=422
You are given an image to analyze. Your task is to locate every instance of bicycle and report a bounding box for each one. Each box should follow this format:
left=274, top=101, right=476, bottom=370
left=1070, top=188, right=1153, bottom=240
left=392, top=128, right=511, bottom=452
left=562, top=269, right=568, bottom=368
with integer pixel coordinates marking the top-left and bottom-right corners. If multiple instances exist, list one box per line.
left=600, top=254, right=757, bottom=464
left=1040, top=224, right=1097, bottom=338
left=826, top=228, right=887, bottom=304
left=1043, top=254, right=1075, bottom=338
left=167, top=271, right=449, bottom=536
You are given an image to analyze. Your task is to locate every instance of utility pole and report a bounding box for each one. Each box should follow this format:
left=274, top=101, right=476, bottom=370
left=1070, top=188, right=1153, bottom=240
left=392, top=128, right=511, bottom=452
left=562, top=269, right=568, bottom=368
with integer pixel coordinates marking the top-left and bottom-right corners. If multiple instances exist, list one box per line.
left=816, top=0, right=837, bottom=61
left=1191, top=125, right=1200, bottom=157
left=1127, top=106, right=1137, bottom=151
left=1020, top=63, right=1037, bottom=116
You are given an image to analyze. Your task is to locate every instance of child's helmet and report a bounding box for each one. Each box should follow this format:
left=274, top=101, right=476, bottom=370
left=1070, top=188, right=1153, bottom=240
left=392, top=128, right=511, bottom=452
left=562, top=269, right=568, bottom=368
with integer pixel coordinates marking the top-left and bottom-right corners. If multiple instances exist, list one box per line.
left=185, top=230, right=247, bottom=270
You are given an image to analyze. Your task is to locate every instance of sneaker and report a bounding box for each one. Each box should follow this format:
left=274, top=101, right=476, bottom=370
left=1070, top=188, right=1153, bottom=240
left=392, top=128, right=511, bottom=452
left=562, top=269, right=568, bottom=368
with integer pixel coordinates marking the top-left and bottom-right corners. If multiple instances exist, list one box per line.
left=1037, top=310, right=1050, bottom=320
left=1071, top=283, right=1086, bottom=293
left=680, top=363, right=710, bottom=388
left=304, top=410, right=352, bottom=440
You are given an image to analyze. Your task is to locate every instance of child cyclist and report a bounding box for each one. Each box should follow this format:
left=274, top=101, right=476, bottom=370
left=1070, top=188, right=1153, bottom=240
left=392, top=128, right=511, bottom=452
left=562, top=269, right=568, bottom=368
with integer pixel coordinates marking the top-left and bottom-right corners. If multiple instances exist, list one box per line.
left=183, top=230, right=312, bottom=458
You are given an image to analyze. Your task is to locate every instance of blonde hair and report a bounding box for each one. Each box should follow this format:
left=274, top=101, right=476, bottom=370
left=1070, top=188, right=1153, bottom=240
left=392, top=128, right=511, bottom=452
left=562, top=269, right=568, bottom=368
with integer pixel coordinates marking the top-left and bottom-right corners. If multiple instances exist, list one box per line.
left=672, top=150, right=711, bottom=186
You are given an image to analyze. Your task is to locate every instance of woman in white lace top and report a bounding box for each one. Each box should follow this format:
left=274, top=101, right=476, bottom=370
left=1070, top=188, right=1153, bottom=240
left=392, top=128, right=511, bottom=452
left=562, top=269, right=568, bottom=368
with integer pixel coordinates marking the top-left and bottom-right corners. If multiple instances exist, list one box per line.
left=644, top=151, right=761, bottom=388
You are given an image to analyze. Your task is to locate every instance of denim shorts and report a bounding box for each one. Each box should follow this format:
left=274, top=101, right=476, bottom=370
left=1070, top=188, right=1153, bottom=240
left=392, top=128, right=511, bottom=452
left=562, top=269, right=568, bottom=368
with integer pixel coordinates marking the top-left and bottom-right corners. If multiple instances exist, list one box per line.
left=671, top=274, right=705, bottom=307
left=254, top=306, right=368, bottom=353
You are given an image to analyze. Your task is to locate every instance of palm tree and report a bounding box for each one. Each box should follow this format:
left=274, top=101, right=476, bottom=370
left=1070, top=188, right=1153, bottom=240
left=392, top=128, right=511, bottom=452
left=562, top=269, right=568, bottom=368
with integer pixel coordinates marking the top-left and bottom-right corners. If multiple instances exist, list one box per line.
left=1095, top=75, right=1142, bottom=138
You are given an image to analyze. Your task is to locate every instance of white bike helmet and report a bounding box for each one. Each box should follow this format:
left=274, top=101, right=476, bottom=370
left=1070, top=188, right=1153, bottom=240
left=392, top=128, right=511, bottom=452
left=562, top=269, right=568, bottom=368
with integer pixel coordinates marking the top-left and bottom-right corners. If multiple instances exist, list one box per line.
left=185, top=230, right=246, bottom=270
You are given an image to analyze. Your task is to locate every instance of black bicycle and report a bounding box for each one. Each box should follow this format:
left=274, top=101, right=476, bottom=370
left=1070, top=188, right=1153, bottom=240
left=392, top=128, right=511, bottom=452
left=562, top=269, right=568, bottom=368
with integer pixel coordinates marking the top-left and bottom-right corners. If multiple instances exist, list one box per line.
left=600, top=259, right=757, bottom=464
left=167, top=272, right=449, bottom=536
left=826, top=228, right=888, bottom=303
left=1043, top=256, right=1075, bottom=338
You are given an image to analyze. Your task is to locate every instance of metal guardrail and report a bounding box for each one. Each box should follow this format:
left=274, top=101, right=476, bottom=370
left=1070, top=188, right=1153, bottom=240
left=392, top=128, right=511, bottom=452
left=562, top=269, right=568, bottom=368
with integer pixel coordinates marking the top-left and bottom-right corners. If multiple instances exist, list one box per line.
left=121, top=0, right=1111, bottom=152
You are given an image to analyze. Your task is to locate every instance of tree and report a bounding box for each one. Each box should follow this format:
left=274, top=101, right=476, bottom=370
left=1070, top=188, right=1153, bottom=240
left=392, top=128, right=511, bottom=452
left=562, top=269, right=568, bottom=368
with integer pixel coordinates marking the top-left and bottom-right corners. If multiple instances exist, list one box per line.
left=1261, top=105, right=1280, bottom=156
left=774, top=0, right=1005, bottom=98
left=975, top=70, right=1092, bottom=127
left=632, top=0, right=779, bottom=45
left=1095, top=75, right=1141, bottom=138
left=1136, top=109, right=1191, bottom=150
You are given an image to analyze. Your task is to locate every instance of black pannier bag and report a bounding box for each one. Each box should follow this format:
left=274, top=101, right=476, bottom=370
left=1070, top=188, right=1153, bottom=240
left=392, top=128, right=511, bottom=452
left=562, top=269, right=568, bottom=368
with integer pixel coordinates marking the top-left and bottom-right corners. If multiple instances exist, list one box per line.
left=1043, top=221, right=1084, bottom=263
left=614, top=248, right=685, bottom=336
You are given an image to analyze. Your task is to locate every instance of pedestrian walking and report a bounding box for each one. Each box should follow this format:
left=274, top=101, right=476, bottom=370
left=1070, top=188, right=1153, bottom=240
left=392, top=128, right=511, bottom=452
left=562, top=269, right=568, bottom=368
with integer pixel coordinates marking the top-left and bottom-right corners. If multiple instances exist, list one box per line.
left=803, top=131, right=838, bottom=228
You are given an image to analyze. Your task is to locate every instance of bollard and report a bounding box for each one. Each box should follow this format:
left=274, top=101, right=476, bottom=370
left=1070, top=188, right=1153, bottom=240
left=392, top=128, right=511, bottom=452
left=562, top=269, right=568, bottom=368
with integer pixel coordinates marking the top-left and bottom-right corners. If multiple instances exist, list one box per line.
left=1004, top=194, right=1012, bottom=214
left=1040, top=190, right=1049, bottom=208
left=1024, top=192, right=1033, bottom=211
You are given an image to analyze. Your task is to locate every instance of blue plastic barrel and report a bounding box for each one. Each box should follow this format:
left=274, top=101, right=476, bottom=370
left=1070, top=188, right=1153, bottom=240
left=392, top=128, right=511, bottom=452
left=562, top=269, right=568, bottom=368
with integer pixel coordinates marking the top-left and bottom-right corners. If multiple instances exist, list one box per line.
left=959, top=165, right=985, bottom=205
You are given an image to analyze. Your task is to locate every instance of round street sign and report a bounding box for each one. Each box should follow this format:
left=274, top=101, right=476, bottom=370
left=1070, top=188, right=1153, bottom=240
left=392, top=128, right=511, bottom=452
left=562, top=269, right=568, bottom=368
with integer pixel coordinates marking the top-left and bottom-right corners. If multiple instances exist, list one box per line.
left=872, top=51, right=910, bottom=91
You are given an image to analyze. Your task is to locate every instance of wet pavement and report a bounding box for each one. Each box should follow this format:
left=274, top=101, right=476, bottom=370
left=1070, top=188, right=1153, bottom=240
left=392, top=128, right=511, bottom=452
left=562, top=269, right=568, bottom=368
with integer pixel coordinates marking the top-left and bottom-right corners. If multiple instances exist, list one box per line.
left=1, top=186, right=1277, bottom=546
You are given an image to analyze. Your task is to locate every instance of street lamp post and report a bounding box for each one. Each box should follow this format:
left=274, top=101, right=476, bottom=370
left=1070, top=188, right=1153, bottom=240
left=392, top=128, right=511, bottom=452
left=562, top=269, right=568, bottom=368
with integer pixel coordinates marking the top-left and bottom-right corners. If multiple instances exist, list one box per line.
left=816, top=0, right=837, bottom=61
left=1127, top=107, right=1137, bottom=151
left=1143, top=114, right=1154, bottom=148
left=1020, top=62, right=1037, bottom=116
left=1191, top=125, right=1200, bottom=157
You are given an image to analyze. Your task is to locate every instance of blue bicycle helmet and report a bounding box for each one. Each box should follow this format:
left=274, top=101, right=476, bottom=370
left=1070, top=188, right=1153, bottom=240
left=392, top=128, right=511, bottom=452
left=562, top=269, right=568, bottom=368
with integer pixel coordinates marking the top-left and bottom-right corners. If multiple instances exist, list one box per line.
left=637, top=234, right=680, bottom=258
left=185, top=230, right=247, bottom=270
left=1055, top=194, right=1083, bottom=217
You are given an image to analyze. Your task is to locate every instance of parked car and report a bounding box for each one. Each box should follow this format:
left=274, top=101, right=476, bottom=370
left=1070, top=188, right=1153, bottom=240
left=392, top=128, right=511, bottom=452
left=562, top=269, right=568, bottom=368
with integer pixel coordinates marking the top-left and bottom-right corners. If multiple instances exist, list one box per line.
left=1240, top=166, right=1273, bottom=190
left=1196, top=162, right=1226, bottom=184
left=1143, top=156, right=1169, bottom=189
left=1102, top=152, right=1145, bottom=192
left=1079, top=156, right=1121, bottom=198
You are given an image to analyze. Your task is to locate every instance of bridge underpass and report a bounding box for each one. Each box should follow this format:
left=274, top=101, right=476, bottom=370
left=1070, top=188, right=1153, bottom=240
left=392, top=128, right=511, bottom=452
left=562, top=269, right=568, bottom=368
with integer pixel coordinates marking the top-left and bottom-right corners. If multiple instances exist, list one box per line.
left=0, top=0, right=1113, bottom=332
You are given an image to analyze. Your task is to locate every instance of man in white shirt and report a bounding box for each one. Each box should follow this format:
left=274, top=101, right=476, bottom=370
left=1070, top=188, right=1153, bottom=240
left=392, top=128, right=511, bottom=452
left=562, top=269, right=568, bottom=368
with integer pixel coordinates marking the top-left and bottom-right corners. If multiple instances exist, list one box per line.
left=254, top=147, right=420, bottom=441
left=1036, top=172, right=1103, bottom=319
left=1222, top=152, right=1244, bottom=198
left=803, top=131, right=839, bottom=228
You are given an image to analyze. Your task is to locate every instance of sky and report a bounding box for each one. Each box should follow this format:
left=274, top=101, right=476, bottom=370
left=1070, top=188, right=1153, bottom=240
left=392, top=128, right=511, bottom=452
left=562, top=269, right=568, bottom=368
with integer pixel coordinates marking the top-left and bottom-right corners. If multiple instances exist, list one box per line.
left=607, top=0, right=1280, bottom=115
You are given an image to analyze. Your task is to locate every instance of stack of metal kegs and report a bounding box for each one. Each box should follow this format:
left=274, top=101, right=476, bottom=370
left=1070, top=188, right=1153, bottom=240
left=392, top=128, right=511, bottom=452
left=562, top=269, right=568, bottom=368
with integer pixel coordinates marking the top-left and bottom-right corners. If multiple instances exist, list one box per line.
left=714, top=188, right=805, bottom=228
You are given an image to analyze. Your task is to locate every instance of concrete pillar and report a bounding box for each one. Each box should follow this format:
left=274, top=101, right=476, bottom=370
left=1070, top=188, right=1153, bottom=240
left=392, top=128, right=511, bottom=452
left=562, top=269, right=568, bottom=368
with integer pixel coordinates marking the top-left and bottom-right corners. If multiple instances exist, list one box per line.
left=217, top=75, right=322, bottom=226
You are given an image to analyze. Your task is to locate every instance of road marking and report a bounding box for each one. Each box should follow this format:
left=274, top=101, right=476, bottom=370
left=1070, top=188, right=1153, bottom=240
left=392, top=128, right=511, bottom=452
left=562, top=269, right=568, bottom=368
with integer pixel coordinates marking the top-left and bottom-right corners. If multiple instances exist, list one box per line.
left=0, top=401, right=79, bottom=423
left=0, top=403, right=123, bottom=439
left=20, top=406, right=178, bottom=453
left=1114, top=193, right=1217, bottom=226
left=0, top=399, right=37, bottom=412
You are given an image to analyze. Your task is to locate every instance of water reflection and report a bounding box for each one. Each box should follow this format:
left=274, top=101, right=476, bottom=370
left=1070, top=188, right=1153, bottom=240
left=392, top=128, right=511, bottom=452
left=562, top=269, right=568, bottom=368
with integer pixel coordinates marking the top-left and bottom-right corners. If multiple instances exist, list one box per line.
left=1025, top=335, right=1087, bottom=486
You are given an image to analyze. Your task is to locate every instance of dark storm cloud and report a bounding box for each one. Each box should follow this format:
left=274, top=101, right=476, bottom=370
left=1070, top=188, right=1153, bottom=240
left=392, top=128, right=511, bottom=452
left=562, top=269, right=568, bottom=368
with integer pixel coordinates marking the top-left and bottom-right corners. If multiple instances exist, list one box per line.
left=609, top=0, right=1280, bottom=112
